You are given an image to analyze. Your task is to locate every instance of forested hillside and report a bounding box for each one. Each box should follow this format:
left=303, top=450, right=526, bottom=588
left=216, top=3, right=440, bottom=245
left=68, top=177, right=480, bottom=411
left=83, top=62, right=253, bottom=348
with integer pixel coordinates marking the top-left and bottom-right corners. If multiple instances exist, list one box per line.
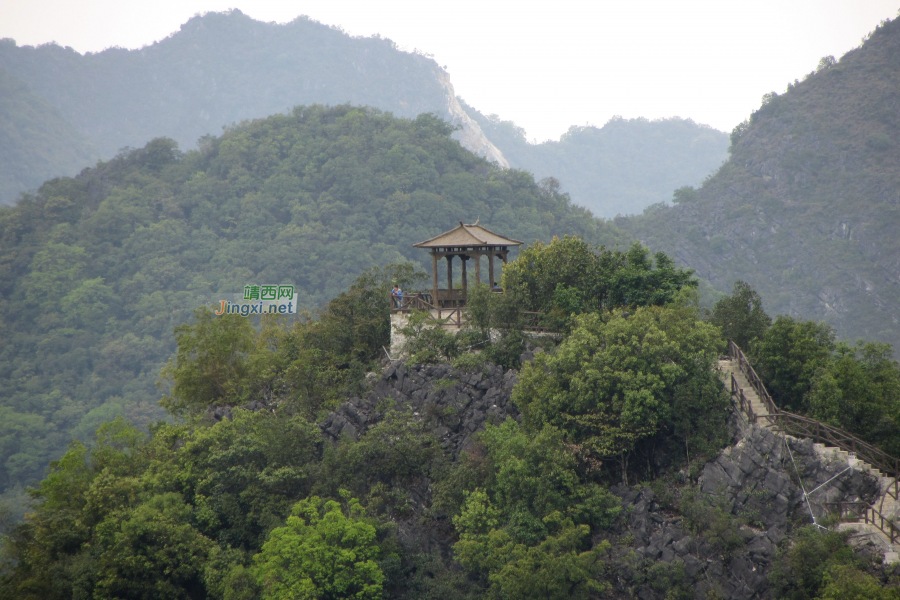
left=462, top=101, right=729, bottom=217
left=622, top=16, right=900, bottom=349
left=0, top=104, right=627, bottom=511
left=0, top=66, right=98, bottom=203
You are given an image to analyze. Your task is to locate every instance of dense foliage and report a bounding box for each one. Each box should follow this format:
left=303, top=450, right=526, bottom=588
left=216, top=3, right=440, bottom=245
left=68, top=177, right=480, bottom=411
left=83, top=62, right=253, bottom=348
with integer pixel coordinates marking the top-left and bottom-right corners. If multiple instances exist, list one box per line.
left=752, top=316, right=900, bottom=455
left=709, top=280, right=772, bottom=350
left=501, top=236, right=696, bottom=323
left=621, top=16, right=900, bottom=350
left=254, top=496, right=385, bottom=600
left=515, top=307, right=728, bottom=481
left=398, top=236, right=698, bottom=369
left=461, top=102, right=729, bottom=218
left=2, top=245, right=894, bottom=598
left=769, top=526, right=896, bottom=600
left=0, top=104, right=627, bottom=509
left=710, top=283, right=900, bottom=456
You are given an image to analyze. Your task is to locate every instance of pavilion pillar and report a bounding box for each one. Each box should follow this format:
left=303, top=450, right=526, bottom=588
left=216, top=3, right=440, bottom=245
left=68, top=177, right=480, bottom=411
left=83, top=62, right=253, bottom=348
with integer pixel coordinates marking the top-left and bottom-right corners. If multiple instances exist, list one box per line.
left=461, top=256, right=468, bottom=298
left=488, top=251, right=495, bottom=288
left=447, top=255, right=453, bottom=290
left=474, top=251, right=481, bottom=285
left=431, top=252, right=438, bottom=304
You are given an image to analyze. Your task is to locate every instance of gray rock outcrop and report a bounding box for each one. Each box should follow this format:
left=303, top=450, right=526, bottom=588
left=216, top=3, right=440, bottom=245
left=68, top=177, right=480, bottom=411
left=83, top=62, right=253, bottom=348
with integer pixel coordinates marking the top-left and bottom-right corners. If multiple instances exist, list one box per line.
left=601, top=424, right=880, bottom=600
left=320, top=361, right=519, bottom=458
left=313, top=363, right=887, bottom=600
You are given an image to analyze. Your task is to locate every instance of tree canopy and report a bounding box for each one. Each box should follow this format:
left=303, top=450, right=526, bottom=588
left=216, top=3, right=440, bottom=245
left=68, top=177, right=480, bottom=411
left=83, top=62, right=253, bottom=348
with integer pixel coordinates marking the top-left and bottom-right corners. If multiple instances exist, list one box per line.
left=514, top=306, right=728, bottom=480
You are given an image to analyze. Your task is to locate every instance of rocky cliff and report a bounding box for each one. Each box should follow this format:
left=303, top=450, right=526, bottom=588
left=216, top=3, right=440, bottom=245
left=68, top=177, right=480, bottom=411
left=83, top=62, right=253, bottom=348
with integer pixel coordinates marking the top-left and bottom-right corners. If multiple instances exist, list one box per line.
left=302, top=360, right=896, bottom=599
left=321, top=361, right=519, bottom=458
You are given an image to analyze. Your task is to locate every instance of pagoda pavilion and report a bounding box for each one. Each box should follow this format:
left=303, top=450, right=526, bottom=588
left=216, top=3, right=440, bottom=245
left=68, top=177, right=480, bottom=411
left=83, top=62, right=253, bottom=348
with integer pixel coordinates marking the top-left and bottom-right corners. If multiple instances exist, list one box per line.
left=413, top=221, right=523, bottom=307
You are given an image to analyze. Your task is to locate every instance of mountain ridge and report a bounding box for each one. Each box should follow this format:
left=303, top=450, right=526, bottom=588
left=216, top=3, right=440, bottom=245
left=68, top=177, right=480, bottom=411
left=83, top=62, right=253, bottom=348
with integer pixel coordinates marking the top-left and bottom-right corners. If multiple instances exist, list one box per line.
left=621, top=16, right=900, bottom=348
left=461, top=99, right=729, bottom=217
left=0, top=10, right=507, bottom=204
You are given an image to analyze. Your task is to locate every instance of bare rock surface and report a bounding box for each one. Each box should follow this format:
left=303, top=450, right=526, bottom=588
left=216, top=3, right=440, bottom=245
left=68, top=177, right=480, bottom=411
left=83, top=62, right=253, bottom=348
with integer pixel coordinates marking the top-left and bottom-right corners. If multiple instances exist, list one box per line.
left=600, top=424, right=880, bottom=600
left=320, top=361, right=519, bottom=458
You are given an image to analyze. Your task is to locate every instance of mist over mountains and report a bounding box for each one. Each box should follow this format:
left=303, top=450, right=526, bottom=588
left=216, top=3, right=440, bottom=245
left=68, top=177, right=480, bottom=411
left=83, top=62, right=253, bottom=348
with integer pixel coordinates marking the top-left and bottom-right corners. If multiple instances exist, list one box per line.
left=462, top=102, right=729, bottom=217
left=0, top=9, right=506, bottom=203
left=0, top=67, right=99, bottom=203
left=0, top=9, right=727, bottom=215
left=3, top=10, right=900, bottom=598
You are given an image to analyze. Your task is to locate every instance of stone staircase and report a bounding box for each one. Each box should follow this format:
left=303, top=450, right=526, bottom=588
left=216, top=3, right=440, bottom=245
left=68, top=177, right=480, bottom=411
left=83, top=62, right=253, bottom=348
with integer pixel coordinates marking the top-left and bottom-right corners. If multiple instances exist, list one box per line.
left=720, top=360, right=771, bottom=422
left=719, top=355, right=900, bottom=564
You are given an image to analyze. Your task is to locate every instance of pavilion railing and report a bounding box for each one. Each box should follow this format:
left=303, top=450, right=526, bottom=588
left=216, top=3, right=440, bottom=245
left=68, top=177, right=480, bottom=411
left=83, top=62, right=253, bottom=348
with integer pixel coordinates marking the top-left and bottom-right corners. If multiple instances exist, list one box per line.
left=392, top=294, right=464, bottom=327
left=727, top=340, right=900, bottom=508
left=390, top=294, right=558, bottom=333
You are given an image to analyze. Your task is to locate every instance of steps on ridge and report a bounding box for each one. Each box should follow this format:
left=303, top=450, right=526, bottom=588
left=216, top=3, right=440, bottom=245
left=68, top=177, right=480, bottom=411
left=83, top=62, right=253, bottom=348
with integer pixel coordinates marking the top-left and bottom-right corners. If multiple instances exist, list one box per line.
left=723, top=357, right=900, bottom=564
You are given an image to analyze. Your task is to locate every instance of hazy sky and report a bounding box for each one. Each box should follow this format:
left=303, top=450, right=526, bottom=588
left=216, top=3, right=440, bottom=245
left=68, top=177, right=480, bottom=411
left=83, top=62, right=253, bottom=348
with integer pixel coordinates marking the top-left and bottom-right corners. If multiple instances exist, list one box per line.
left=1, top=0, right=897, bottom=141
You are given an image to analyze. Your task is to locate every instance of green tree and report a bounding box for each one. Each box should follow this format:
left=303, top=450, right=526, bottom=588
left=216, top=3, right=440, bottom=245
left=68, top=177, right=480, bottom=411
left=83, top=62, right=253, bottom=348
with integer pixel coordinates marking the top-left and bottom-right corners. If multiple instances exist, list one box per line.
left=160, top=307, right=255, bottom=415
left=671, top=186, right=699, bottom=204
left=709, top=280, right=771, bottom=350
left=769, top=526, right=860, bottom=600
left=476, top=421, right=619, bottom=541
left=454, top=503, right=608, bottom=600
left=806, top=341, right=900, bottom=454
left=752, top=316, right=836, bottom=412
left=91, top=493, right=213, bottom=600
left=20, top=242, right=88, bottom=309
left=253, top=495, right=384, bottom=600
left=488, top=519, right=609, bottom=600
left=461, top=283, right=525, bottom=368
left=501, top=236, right=611, bottom=314
left=605, top=244, right=696, bottom=308
left=501, top=237, right=694, bottom=317
left=514, top=306, right=726, bottom=481
left=60, top=277, right=119, bottom=330
left=816, top=564, right=898, bottom=600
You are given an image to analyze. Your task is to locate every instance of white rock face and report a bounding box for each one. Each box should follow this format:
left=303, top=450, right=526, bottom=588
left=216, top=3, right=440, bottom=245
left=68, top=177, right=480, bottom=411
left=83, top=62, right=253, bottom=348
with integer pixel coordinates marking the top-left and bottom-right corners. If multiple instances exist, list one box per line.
left=436, top=71, right=509, bottom=168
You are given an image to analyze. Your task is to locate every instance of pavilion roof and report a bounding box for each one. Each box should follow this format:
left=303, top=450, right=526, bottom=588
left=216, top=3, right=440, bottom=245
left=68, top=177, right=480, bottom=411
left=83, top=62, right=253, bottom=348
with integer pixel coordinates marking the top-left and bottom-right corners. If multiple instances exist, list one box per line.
left=413, top=221, right=523, bottom=249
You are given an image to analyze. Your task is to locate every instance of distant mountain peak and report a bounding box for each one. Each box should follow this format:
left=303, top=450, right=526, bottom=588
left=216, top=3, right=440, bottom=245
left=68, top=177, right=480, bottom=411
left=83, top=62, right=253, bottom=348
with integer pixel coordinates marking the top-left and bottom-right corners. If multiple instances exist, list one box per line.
left=0, top=10, right=507, bottom=204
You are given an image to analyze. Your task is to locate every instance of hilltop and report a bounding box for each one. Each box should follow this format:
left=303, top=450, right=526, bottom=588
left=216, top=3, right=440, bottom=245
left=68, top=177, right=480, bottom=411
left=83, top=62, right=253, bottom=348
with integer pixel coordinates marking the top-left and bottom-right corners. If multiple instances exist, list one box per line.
left=0, top=104, right=627, bottom=505
left=622, top=16, right=900, bottom=348
left=2, top=250, right=897, bottom=598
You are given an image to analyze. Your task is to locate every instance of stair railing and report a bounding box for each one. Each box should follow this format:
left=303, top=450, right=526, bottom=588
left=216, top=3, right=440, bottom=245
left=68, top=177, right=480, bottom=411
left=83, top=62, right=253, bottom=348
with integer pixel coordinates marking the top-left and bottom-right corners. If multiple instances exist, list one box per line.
left=728, top=341, right=900, bottom=503
left=824, top=501, right=900, bottom=544
left=728, top=341, right=778, bottom=414
left=731, top=372, right=756, bottom=425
